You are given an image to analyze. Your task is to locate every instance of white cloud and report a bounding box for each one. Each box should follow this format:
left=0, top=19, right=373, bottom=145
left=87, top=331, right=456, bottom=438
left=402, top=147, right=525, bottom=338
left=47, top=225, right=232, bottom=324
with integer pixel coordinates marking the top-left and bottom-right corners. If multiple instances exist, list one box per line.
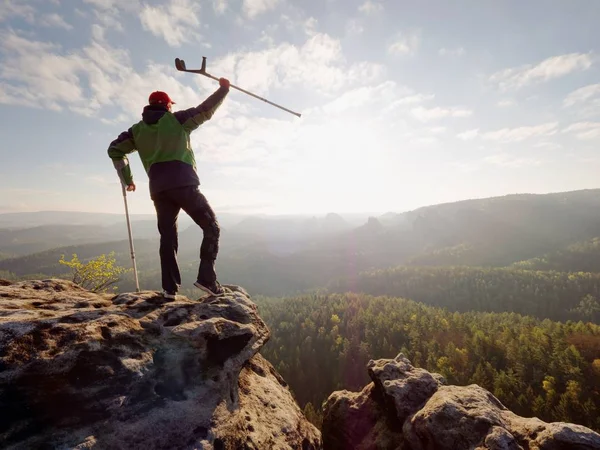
left=40, top=13, right=73, bottom=30
left=346, top=19, right=364, bottom=35
left=304, top=17, right=318, bottom=36
left=564, top=83, right=600, bottom=107
left=490, top=53, right=593, bottom=90
left=457, top=129, right=479, bottom=140
left=188, top=103, right=407, bottom=215
left=0, top=2, right=71, bottom=29
left=563, top=83, right=600, bottom=117
left=534, top=141, right=561, bottom=150
left=439, top=47, right=465, bottom=57
left=178, top=76, right=425, bottom=197
left=482, top=122, right=558, bottom=142
left=321, top=85, right=381, bottom=114
left=2, top=31, right=59, bottom=54
left=393, top=94, right=434, bottom=105
left=321, top=81, right=410, bottom=114
left=140, top=0, right=201, bottom=47
left=388, top=31, right=419, bottom=56
left=0, top=1, right=35, bottom=22
left=0, top=16, right=444, bottom=215
left=497, top=99, right=516, bottom=107
left=190, top=114, right=298, bottom=165
left=207, top=33, right=385, bottom=95
left=410, top=136, right=438, bottom=145
left=484, top=153, right=542, bottom=168
left=0, top=29, right=203, bottom=121
left=91, top=9, right=124, bottom=31
left=0, top=26, right=388, bottom=130
left=0, top=32, right=87, bottom=110
left=359, top=1, right=383, bottom=14
left=450, top=161, right=481, bottom=173
left=91, top=24, right=106, bottom=41
left=83, top=0, right=141, bottom=32
left=562, top=122, right=600, bottom=140
left=379, top=93, right=434, bottom=116
left=429, top=126, right=446, bottom=134
left=213, top=0, right=227, bottom=14
left=83, top=0, right=140, bottom=13
left=243, top=0, right=281, bottom=19
left=279, top=14, right=299, bottom=32
left=411, top=106, right=472, bottom=121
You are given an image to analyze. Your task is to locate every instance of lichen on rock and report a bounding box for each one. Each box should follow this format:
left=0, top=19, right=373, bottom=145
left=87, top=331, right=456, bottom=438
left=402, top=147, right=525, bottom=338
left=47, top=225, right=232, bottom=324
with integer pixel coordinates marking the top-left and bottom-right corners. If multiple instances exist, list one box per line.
left=323, top=353, right=600, bottom=450
left=0, top=279, right=321, bottom=450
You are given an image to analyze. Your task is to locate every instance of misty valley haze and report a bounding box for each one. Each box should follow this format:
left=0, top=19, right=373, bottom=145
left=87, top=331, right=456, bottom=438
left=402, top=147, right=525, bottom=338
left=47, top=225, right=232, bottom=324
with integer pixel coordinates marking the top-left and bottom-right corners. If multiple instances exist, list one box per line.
left=4, top=188, right=600, bottom=308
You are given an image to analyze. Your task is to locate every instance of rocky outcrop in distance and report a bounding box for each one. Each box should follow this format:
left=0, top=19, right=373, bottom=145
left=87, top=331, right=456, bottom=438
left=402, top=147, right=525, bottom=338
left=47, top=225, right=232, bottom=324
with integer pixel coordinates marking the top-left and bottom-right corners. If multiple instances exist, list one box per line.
left=322, top=353, right=600, bottom=450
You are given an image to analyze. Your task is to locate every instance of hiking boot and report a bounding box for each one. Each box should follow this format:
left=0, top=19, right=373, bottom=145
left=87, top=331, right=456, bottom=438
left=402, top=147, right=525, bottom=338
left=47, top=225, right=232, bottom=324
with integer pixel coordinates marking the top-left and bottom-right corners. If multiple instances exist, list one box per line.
left=194, top=280, right=225, bottom=296
left=162, top=290, right=177, bottom=300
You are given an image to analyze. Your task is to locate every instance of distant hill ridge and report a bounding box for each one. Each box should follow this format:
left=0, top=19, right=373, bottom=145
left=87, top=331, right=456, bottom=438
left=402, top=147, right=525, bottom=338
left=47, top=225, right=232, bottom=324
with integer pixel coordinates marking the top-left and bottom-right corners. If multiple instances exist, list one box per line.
left=4, top=188, right=600, bottom=296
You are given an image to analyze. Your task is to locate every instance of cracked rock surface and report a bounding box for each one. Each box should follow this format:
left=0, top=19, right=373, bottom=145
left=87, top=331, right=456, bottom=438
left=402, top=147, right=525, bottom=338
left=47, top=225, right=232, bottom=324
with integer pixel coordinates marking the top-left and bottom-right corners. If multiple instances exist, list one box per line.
left=0, top=279, right=321, bottom=450
left=323, top=353, right=600, bottom=450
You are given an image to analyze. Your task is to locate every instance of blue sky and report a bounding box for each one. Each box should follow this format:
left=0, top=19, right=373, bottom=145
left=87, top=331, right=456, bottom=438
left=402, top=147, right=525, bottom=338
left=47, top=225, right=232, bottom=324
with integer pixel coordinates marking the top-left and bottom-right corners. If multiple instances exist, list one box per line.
left=1, top=0, right=600, bottom=216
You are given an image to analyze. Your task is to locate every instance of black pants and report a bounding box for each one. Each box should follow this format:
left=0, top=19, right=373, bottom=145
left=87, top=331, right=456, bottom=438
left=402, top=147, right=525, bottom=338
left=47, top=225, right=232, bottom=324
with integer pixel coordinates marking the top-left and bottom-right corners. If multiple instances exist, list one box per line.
left=152, top=185, right=220, bottom=293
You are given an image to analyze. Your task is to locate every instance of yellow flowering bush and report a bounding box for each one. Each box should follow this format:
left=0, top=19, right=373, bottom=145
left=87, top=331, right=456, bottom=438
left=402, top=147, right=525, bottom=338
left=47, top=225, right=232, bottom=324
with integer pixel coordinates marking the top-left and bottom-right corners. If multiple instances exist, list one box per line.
left=59, top=252, right=130, bottom=293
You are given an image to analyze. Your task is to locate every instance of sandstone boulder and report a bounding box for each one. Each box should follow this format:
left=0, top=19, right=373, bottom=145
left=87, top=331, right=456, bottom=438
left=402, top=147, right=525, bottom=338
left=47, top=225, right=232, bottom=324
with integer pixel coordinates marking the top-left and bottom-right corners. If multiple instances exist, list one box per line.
left=0, top=279, right=321, bottom=449
left=323, top=353, right=600, bottom=450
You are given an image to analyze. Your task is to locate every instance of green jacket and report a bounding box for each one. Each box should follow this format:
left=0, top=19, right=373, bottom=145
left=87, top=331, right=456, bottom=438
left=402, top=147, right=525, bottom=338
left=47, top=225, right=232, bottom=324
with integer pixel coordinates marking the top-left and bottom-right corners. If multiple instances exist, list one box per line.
left=108, top=86, right=229, bottom=197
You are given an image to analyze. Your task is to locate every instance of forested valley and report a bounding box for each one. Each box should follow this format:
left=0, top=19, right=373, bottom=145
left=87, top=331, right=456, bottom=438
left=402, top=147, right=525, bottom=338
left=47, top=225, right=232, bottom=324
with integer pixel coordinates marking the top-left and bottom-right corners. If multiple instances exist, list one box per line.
left=256, top=293, right=600, bottom=431
left=327, top=266, right=600, bottom=323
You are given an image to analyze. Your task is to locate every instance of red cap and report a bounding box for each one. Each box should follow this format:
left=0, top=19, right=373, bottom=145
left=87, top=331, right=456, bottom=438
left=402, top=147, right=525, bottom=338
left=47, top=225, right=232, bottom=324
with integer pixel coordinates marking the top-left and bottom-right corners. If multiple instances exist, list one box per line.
left=148, top=91, right=175, bottom=105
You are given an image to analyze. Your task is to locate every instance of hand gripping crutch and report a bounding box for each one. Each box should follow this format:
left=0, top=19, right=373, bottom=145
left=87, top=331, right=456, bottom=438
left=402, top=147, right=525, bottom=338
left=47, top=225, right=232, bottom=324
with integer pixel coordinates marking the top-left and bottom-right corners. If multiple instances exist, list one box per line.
left=175, top=57, right=302, bottom=118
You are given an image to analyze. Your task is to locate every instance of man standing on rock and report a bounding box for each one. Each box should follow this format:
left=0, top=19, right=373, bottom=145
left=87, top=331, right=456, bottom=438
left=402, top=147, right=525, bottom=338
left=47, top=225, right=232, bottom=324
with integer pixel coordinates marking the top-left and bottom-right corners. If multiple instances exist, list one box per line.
left=107, top=78, right=230, bottom=299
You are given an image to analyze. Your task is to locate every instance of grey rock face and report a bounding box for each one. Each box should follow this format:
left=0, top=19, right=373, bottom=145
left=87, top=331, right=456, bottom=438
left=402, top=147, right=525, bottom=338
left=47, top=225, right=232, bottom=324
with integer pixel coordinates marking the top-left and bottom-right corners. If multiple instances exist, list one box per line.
left=323, top=353, right=600, bottom=450
left=0, top=279, right=321, bottom=450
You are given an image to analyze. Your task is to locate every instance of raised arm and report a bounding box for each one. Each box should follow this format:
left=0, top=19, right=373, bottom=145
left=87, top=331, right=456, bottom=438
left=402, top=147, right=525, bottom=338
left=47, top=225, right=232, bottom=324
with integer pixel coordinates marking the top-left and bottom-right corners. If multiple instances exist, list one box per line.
left=173, top=80, right=230, bottom=132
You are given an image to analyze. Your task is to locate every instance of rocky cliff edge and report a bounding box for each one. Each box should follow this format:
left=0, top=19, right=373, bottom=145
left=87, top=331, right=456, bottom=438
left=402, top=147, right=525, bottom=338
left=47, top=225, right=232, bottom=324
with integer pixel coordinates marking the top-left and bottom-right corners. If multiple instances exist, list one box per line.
left=0, top=279, right=321, bottom=450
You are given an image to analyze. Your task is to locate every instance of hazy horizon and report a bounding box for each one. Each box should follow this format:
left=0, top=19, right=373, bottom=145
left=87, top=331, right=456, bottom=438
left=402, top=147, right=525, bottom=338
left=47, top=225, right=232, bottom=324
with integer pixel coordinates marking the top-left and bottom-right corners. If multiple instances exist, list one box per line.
left=1, top=186, right=598, bottom=219
left=2, top=1, right=600, bottom=216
